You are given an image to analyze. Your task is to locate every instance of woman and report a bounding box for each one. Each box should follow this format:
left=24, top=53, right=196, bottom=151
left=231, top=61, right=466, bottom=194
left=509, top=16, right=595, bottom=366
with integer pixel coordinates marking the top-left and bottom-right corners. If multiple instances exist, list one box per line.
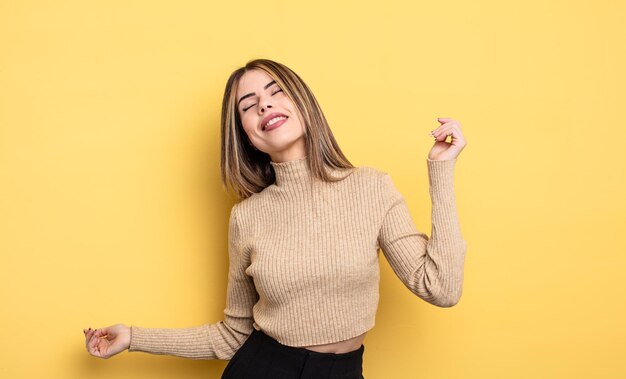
left=83, top=58, right=468, bottom=378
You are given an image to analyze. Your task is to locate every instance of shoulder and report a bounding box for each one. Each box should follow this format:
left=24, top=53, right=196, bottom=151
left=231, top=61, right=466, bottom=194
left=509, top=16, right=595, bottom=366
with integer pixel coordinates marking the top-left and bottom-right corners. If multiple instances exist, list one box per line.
left=318, top=165, right=391, bottom=194
left=346, top=166, right=405, bottom=216
left=230, top=189, right=269, bottom=229
left=353, top=165, right=384, bottom=177
left=355, top=166, right=407, bottom=210
left=345, top=166, right=402, bottom=207
left=346, top=165, right=388, bottom=181
left=231, top=193, right=256, bottom=219
left=326, top=164, right=397, bottom=191
left=352, top=165, right=395, bottom=189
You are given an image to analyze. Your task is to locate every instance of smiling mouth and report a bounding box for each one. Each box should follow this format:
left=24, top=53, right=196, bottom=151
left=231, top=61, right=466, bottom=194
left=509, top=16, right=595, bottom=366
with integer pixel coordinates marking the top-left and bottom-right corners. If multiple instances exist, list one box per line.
left=263, top=116, right=288, bottom=131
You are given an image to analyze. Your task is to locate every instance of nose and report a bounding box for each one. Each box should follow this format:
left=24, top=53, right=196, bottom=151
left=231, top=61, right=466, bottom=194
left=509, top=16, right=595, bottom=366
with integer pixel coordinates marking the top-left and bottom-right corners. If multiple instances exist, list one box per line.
left=258, top=95, right=273, bottom=114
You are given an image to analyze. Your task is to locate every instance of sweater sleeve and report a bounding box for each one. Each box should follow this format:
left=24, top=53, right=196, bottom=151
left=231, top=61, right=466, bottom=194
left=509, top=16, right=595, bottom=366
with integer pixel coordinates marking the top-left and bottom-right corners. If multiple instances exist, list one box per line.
left=128, top=203, right=259, bottom=360
left=377, top=158, right=468, bottom=307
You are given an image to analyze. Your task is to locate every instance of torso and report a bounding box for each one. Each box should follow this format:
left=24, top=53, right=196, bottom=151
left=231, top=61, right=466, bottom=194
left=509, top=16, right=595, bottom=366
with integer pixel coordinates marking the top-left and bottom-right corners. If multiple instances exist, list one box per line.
left=247, top=166, right=378, bottom=355
left=295, top=331, right=367, bottom=354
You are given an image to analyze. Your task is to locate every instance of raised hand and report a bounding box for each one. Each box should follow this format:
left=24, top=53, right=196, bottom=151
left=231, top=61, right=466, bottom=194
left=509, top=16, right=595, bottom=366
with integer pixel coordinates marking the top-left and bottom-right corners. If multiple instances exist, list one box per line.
left=83, top=324, right=131, bottom=359
left=428, top=117, right=467, bottom=161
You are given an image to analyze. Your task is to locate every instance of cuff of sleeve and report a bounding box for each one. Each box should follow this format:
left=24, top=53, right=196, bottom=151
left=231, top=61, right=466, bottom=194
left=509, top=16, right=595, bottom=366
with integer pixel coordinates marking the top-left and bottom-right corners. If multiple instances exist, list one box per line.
left=426, top=158, right=456, bottom=198
left=128, top=325, right=146, bottom=353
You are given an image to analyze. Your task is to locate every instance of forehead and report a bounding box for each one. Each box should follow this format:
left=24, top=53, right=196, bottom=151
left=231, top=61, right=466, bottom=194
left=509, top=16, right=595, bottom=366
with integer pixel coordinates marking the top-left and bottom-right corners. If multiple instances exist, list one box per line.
left=236, top=69, right=274, bottom=97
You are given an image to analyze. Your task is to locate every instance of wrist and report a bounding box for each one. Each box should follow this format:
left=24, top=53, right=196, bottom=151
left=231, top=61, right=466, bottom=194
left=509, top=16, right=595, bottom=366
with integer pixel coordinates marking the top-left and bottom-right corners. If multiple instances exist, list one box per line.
left=125, top=325, right=132, bottom=350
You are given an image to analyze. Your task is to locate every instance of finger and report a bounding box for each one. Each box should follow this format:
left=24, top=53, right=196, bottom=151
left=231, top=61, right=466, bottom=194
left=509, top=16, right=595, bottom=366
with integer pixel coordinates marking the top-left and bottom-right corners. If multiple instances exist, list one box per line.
left=437, top=117, right=454, bottom=124
left=430, top=124, right=447, bottom=137
left=87, top=333, right=95, bottom=354
left=435, top=120, right=460, bottom=130
left=433, top=125, right=455, bottom=140
left=85, top=329, right=94, bottom=347
left=450, top=124, right=466, bottom=142
left=87, top=329, right=98, bottom=340
left=87, top=333, right=96, bottom=352
left=434, top=123, right=456, bottom=134
left=89, top=333, right=102, bottom=355
left=87, top=330, right=101, bottom=349
left=438, top=126, right=465, bottom=146
left=90, top=329, right=104, bottom=346
left=432, top=121, right=459, bottom=135
left=434, top=125, right=464, bottom=144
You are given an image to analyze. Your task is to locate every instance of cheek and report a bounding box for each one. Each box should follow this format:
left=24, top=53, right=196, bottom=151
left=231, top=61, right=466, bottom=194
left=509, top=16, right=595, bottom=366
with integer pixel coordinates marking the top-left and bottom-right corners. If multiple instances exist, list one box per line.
left=283, top=101, right=302, bottom=125
left=240, top=114, right=255, bottom=132
left=287, top=107, right=303, bottom=128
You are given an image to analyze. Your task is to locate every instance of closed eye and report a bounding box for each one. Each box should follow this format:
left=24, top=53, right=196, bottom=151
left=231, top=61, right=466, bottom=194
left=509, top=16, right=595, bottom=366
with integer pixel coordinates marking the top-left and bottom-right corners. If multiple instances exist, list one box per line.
left=242, top=89, right=283, bottom=112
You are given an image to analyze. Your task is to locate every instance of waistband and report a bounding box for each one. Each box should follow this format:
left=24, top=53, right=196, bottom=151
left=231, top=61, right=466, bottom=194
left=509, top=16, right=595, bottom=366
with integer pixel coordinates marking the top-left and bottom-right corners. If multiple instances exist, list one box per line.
left=247, top=328, right=365, bottom=362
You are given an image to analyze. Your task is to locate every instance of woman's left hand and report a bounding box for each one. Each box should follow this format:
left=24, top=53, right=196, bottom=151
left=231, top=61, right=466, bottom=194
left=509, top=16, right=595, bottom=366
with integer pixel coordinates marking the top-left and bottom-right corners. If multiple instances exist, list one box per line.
left=428, top=117, right=468, bottom=161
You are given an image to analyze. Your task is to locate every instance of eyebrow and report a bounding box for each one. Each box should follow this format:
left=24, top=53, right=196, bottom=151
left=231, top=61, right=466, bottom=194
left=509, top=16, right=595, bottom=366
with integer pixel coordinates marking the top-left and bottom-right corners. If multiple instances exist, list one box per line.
left=237, top=80, right=277, bottom=108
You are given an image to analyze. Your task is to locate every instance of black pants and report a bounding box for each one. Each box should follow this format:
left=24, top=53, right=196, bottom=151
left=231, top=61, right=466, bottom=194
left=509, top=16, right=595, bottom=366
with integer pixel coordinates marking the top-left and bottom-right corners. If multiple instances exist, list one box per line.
left=221, top=328, right=365, bottom=379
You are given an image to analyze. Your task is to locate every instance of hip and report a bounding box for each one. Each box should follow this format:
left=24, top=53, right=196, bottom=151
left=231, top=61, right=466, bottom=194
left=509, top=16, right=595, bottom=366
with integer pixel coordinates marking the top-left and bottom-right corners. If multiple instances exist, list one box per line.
left=221, top=328, right=365, bottom=379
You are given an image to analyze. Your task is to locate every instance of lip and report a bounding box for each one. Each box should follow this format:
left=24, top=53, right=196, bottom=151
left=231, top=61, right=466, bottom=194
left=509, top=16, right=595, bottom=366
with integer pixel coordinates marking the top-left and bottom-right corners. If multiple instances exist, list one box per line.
left=261, top=112, right=288, bottom=131
left=264, top=117, right=288, bottom=132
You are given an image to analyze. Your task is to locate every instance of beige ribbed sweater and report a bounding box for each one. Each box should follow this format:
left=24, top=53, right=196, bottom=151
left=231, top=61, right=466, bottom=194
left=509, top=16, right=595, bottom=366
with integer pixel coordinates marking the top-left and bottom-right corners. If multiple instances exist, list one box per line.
left=128, top=156, right=467, bottom=360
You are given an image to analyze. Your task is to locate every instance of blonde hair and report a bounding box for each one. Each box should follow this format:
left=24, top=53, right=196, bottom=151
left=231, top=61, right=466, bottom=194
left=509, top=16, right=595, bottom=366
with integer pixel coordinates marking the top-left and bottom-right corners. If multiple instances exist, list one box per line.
left=220, top=58, right=355, bottom=201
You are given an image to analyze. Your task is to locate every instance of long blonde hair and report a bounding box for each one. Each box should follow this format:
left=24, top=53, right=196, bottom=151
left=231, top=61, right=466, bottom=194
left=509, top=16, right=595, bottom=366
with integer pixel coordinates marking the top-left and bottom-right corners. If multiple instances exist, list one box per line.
left=220, top=58, right=355, bottom=201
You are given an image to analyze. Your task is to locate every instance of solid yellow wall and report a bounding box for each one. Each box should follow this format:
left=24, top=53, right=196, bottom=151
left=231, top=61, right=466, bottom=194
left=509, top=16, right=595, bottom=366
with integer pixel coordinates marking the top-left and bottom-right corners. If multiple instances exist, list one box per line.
left=1, top=0, right=624, bottom=378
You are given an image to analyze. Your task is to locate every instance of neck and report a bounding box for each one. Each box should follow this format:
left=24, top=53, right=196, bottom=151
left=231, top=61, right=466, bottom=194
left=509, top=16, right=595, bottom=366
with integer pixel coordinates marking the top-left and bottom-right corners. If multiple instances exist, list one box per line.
left=270, top=155, right=312, bottom=187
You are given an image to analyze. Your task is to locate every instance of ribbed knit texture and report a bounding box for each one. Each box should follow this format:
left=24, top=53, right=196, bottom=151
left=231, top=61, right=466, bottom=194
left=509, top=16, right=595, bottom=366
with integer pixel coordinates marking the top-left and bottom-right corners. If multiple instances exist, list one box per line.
left=128, top=156, right=467, bottom=360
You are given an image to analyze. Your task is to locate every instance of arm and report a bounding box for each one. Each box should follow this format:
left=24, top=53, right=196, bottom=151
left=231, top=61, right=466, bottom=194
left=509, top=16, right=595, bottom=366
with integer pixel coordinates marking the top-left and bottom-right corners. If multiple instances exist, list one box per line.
left=128, top=203, right=258, bottom=360
left=377, top=158, right=467, bottom=307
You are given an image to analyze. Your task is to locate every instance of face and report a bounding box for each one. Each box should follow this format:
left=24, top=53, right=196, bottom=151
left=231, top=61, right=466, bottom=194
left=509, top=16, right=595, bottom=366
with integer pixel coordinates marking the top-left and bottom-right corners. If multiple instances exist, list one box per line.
left=236, top=69, right=306, bottom=163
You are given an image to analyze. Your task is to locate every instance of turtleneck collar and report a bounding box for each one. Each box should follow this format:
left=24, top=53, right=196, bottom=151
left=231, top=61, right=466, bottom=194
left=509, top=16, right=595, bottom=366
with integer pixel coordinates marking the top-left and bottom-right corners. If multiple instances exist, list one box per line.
left=269, top=155, right=313, bottom=187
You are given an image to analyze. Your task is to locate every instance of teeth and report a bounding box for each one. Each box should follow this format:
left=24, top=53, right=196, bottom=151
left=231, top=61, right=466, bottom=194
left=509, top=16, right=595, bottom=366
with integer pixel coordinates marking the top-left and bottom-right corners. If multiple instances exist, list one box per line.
left=265, top=116, right=286, bottom=130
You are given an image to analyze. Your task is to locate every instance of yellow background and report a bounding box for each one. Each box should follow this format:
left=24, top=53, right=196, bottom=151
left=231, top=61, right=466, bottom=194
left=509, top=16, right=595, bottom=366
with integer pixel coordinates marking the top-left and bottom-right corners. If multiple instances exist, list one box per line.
left=1, top=0, right=624, bottom=378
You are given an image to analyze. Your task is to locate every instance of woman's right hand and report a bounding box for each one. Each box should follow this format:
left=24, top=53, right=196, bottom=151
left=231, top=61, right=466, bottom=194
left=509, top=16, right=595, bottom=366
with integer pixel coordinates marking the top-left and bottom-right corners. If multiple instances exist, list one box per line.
left=83, top=323, right=131, bottom=359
